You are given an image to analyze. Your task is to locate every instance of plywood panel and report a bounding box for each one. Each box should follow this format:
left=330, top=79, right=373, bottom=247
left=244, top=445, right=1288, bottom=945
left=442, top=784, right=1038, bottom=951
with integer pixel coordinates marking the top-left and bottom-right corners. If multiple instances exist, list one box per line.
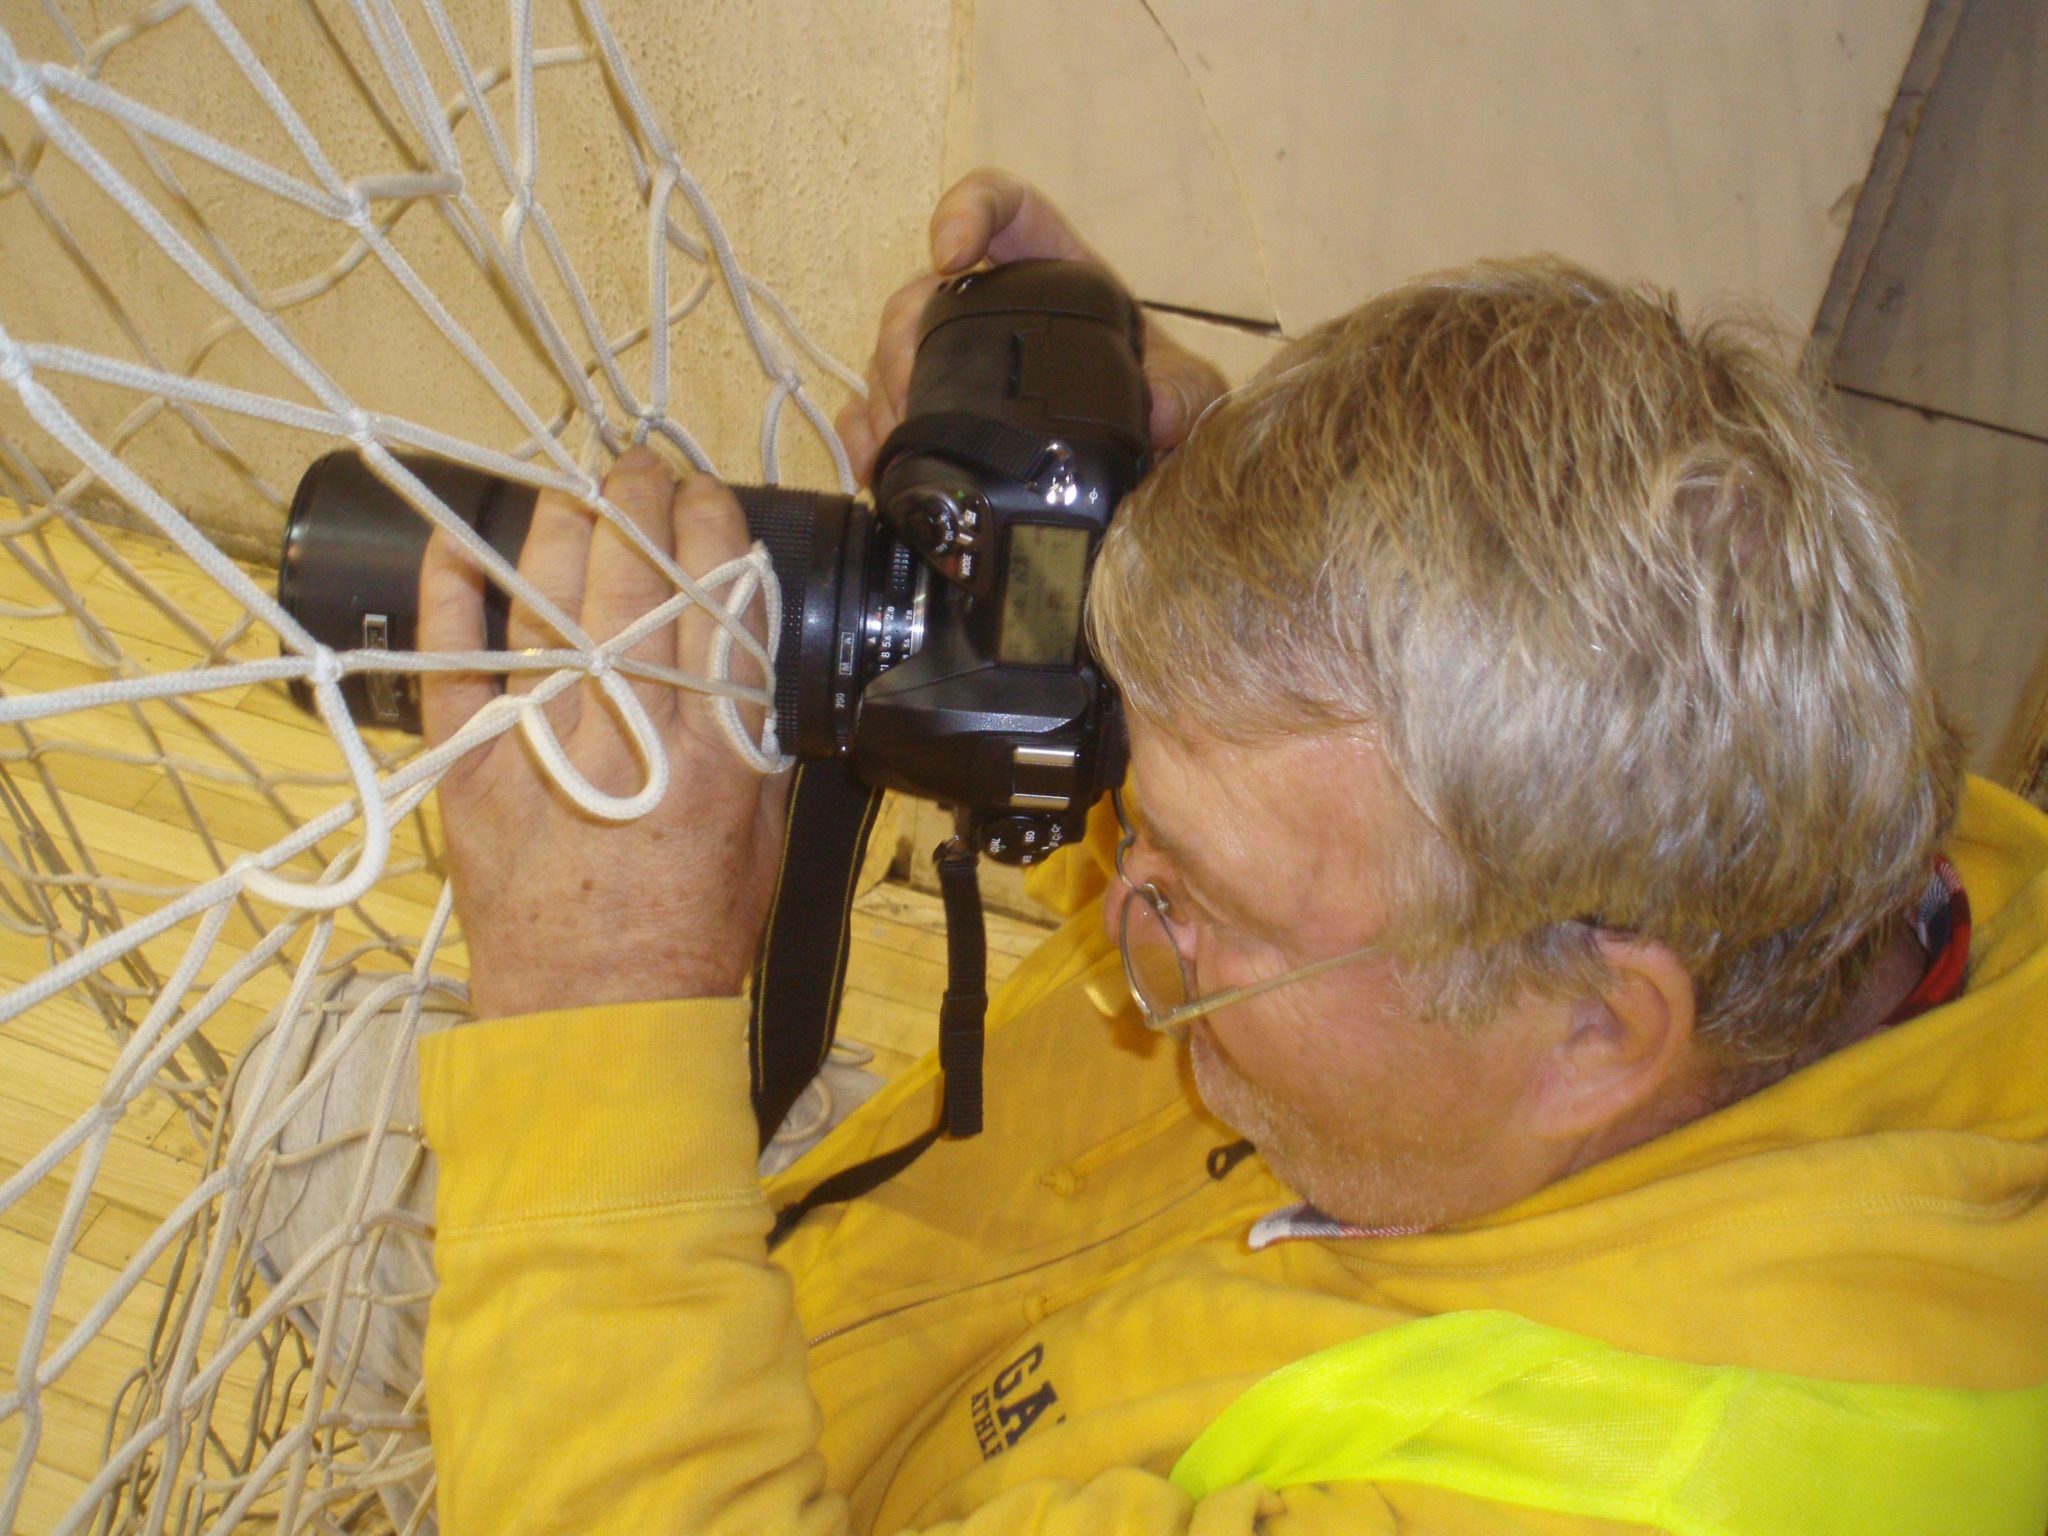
left=1838, top=392, right=2048, bottom=776
left=971, top=0, right=1926, bottom=336
left=1835, top=0, right=2048, bottom=439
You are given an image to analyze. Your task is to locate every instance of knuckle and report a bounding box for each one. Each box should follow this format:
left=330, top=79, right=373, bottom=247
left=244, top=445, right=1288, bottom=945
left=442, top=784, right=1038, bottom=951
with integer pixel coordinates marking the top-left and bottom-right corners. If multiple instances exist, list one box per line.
left=674, top=473, right=742, bottom=528
left=881, top=281, right=929, bottom=328
left=603, top=447, right=676, bottom=520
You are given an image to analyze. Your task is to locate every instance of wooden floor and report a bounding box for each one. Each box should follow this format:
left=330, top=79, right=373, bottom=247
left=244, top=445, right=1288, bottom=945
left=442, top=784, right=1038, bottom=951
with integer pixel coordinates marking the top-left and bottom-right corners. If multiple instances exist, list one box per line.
left=0, top=511, right=1055, bottom=1533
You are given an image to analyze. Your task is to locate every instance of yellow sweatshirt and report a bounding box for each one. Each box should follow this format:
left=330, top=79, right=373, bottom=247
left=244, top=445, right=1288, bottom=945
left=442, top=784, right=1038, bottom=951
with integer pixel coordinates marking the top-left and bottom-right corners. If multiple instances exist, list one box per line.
left=419, top=777, right=2048, bottom=1534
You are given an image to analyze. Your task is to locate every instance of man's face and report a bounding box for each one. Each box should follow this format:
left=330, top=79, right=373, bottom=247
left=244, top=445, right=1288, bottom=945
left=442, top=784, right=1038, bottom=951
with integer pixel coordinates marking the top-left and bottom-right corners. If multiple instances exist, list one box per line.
left=1110, top=718, right=1570, bottom=1228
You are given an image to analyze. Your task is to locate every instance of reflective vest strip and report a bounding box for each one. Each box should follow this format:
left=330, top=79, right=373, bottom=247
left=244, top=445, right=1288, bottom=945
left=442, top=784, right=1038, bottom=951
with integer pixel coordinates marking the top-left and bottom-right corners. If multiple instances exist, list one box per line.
left=1170, top=1310, right=2048, bottom=1536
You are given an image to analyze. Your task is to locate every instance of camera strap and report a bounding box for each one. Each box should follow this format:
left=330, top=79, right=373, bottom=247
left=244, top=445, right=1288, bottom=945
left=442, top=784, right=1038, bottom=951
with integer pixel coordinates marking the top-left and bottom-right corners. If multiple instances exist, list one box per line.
left=873, top=411, right=1063, bottom=489
left=747, top=759, right=885, bottom=1148
left=760, top=802, right=991, bottom=1250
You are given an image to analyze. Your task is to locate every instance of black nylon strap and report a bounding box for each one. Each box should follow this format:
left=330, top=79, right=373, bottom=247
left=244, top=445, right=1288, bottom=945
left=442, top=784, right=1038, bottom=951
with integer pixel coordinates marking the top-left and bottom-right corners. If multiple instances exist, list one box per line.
left=747, top=760, right=884, bottom=1149
left=934, top=836, right=987, bottom=1137
left=873, top=411, right=1052, bottom=487
left=766, top=830, right=991, bottom=1249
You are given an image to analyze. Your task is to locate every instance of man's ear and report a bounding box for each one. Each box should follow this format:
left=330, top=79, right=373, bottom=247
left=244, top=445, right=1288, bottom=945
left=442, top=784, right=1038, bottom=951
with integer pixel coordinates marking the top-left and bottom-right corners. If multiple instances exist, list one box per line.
left=1523, top=933, right=1700, bottom=1144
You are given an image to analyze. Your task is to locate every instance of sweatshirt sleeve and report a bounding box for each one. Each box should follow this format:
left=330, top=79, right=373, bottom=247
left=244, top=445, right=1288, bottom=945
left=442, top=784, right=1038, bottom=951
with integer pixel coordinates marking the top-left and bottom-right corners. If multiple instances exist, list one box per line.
left=418, top=998, right=846, bottom=1536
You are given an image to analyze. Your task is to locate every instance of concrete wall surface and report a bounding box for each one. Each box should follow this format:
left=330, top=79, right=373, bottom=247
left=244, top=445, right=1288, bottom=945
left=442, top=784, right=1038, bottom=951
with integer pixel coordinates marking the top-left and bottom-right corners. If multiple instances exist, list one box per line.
left=967, top=0, right=1927, bottom=344
left=0, top=0, right=955, bottom=559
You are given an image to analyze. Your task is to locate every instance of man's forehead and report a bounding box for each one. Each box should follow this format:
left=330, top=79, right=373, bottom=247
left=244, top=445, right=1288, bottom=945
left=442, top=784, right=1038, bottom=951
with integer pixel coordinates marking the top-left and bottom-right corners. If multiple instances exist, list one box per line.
left=1125, top=720, right=1394, bottom=896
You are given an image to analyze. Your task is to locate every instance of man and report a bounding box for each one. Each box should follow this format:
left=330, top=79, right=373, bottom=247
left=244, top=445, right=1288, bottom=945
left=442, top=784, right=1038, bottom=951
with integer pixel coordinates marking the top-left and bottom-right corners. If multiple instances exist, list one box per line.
left=411, top=171, right=2048, bottom=1532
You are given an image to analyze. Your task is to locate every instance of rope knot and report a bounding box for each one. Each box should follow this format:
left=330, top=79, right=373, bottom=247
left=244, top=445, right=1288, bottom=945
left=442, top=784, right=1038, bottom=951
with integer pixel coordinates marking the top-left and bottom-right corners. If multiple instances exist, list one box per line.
left=308, top=646, right=344, bottom=688
left=0, top=52, right=39, bottom=104
left=0, top=335, right=28, bottom=386
left=344, top=409, right=377, bottom=450
left=584, top=650, right=613, bottom=680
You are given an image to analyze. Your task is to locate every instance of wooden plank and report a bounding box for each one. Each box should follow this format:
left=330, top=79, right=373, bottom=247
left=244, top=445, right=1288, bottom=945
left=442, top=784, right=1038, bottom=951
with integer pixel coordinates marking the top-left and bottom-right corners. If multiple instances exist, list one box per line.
left=0, top=585, right=257, bottom=700
left=0, top=1448, right=95, bottom=1536
left=0, top=1297, right=149, bottom=1447
left=0, top=1035, right=179, bottom=1153
left=4, top=647, right=262, bottom=766
left=0, top=1378, right=137, bottom=1487
left=1, top=773, right=455, bottom=961
left=1836, top=395, right=2048, bottom=776
left=1806, top=0, right=1968, bottom=374
left=853, top=880, right=1053, bottom=961
left=0, top=1099, right=216, bottom=1224
left=0, top=1227, right=274, bottom=1412
left=836, top=985, right=944, bottom=1063
left=1832, top=0, right=2048, bottom=438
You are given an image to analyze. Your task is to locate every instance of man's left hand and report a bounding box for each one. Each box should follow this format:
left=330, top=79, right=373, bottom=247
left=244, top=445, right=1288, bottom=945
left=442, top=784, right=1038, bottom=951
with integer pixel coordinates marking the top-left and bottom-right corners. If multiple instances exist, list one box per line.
left=418, top=449, right=789, bottom=1020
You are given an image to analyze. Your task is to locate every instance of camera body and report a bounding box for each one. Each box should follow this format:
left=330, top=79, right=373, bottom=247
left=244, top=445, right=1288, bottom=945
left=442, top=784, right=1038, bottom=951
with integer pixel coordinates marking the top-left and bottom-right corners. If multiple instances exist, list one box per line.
left=278, top=260, right=1149, bottom=864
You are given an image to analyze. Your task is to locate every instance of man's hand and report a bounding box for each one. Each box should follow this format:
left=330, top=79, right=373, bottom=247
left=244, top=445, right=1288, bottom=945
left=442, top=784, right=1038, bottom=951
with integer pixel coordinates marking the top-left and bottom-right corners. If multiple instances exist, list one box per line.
left=419, top=449, right=789, bottom=1020
left=835, top=168, right=1230, bottom=485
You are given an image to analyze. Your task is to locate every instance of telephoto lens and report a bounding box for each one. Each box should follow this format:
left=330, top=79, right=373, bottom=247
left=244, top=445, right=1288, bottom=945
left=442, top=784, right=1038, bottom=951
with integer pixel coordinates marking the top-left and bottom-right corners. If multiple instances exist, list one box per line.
left=277, top=260, right=1147, bottom=852
left=277, top=451, right=906, bottom=760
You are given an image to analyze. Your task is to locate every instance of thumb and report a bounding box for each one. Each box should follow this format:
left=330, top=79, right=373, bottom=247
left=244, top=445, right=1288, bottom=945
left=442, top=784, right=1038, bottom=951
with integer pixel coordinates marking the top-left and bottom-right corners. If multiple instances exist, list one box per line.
left=1143, top=334, right=1230, bottom=453
left=931, top=168, right=1096, bottom=274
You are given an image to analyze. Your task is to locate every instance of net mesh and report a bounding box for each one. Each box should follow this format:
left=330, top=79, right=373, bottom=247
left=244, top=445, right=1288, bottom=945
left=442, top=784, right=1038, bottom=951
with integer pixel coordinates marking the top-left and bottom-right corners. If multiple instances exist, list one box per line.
left=0, top=2, right=862, bottom=1528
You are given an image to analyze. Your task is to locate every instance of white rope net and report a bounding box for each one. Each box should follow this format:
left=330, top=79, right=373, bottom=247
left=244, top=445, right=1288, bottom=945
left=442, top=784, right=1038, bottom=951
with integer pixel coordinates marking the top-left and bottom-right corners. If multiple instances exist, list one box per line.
left=0, top=2, right=863, bottom=1529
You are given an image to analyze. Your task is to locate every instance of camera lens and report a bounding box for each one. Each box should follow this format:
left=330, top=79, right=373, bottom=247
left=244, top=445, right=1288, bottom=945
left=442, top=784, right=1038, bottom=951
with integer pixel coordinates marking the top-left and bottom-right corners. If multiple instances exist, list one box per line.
left=276, top=452, right=927, bottom=758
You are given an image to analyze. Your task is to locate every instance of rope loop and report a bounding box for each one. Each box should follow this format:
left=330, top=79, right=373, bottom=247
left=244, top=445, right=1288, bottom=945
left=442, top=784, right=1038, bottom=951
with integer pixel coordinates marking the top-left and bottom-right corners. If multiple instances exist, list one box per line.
left=514, top=674, right=671, bottom=822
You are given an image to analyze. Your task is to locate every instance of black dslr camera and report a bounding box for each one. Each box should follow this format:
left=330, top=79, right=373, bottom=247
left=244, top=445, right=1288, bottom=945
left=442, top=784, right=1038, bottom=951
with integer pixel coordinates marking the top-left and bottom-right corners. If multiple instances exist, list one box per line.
left=277, top=261, right=1150, bottom=863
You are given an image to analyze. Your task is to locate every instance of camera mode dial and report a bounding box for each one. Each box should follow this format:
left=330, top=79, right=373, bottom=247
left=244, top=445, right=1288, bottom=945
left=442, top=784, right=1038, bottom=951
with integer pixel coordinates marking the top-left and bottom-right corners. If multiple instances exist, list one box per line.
left=978, top=812, right=1067, bottom=866
left=891, top=485, right=987, bottom=588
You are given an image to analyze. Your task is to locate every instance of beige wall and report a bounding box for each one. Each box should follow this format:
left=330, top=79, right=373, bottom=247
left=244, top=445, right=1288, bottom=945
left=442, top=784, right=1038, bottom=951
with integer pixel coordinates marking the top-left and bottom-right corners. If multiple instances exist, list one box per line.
left=0, top=1, right=955, bottom=560
left=967, top=0, right=1927, bottom=379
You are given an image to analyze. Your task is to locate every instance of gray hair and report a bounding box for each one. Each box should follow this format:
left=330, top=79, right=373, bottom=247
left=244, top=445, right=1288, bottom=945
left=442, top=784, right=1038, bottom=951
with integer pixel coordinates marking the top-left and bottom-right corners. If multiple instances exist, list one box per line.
left=1086, top=257, right=1965, bottom=1065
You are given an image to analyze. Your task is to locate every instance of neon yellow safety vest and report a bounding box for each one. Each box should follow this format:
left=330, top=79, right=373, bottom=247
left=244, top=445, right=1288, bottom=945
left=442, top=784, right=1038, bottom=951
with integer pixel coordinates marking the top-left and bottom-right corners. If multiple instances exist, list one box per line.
left=1171, top=1310, right=2048, bottom=1536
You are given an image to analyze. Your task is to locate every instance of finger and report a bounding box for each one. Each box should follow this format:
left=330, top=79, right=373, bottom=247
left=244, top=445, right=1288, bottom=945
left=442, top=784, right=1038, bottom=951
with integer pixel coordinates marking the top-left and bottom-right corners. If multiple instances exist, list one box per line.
left=835, top=398, right=879, bottom=488
left=874, top=273, right=943, bottom=418
left=1142, top=330, right=1232, bottom=453
left=930, top=168, right=1096, bottom=273
left=504, top=478, right=596, bottom=692
left=672, top=474, right=766, bottom=748
left=416, top=527, right=495, bottom=750
left=863, top=356, right=903, bottom=466
left=583, top=446, right=681, bottom=686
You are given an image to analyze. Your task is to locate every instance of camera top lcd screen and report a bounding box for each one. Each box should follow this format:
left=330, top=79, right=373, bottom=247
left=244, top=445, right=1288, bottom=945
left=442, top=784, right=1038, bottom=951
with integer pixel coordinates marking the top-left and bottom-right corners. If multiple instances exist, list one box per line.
left=998, top=522, right=1091, bottom=666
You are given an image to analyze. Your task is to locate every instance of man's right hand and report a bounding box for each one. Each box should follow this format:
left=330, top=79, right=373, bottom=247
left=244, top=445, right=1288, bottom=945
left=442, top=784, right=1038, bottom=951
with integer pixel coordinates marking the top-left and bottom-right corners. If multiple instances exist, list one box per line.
left=835, top=168, right=1230, bottom=486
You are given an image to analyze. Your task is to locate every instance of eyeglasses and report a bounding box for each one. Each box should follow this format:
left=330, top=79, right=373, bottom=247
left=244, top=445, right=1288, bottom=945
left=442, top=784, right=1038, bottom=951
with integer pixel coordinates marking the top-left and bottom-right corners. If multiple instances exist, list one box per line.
left=1111, top=785, right=1384, bottom=1038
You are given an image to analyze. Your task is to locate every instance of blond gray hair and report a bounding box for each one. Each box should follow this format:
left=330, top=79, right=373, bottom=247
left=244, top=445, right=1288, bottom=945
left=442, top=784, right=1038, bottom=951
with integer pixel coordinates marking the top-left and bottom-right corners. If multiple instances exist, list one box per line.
left=1087, top=257, right=1965, bottom=1066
